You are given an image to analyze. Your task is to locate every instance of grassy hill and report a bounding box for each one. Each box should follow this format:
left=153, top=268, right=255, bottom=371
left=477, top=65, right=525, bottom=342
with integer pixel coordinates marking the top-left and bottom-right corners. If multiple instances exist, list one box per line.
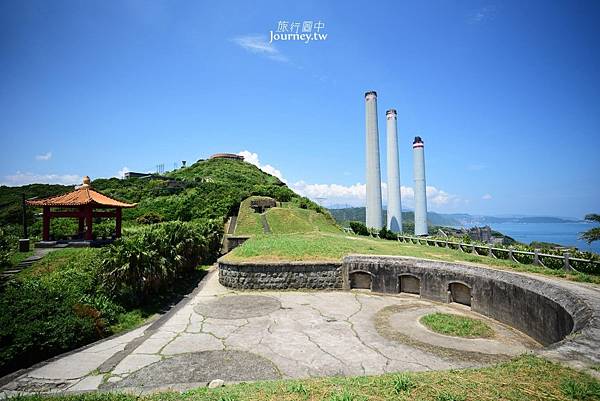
left=235, top=196, right=339, bottom=235
left=0, top=158, right=330, bottom=240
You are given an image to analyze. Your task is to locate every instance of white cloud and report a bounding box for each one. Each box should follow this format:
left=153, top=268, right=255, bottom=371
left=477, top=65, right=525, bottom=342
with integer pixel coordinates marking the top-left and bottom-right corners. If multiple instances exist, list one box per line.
left=115, top=166, right=130, bottom=179
left=482, top=193, right=493, bottom=200
left=291, top=180, right=459, bottom=209
left=1, top=171, right=81, bottom=187
left=291, top=181, right=367, bottom=206
left=238, top=150, right=286, bottom=182
left=467, top=163, right=486, bottom=171
left=238, top=150, right=461, bottom=210
left=468, top=6, right=497, bottom=24
left=426, top=186, right=459, bottom=207
left=231, top=34, right=288, bottom=62
left=35, top=152, right=52, bottom=161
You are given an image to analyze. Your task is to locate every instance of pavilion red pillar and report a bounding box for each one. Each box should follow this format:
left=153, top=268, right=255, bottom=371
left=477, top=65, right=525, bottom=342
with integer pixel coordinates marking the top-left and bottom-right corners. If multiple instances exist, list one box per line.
left=78, top=206, right=85, bottom=236
left=85, top=205, right=93, bottom=241
left=42, top=206, right=50, bottom=241
left=115, top=208, right=122, bottom=238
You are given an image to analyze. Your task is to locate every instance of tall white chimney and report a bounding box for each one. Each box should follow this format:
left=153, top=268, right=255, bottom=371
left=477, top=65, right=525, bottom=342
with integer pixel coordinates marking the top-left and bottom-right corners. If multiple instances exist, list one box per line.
left=413, top=136, right=428, bottom=236
left=386, top=109, right=402, bottom=233
left=365, top=91, right=383, bottom=229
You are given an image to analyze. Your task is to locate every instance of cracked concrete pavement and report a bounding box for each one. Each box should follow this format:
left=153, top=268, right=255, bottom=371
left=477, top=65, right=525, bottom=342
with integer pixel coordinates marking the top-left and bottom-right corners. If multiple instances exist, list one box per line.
left=0, top=267, right=540, bottom=397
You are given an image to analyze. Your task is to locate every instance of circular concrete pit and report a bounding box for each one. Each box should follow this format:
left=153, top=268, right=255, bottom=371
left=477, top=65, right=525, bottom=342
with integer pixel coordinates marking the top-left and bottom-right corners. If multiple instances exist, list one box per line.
left=193, top=294, right=281, bottom=319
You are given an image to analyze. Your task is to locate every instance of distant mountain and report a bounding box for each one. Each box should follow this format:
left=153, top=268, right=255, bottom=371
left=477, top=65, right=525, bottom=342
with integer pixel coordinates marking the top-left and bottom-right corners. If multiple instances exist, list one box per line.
left=328, top=207, right=580, bottom=227
left=327, top=207, right=461, bottom=227
left=447, top=214, right=581, bottom=225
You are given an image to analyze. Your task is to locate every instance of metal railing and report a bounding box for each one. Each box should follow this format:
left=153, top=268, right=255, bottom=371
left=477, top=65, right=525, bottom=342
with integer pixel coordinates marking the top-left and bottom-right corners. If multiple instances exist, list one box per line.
left=391, top=234, right=599, bottom=274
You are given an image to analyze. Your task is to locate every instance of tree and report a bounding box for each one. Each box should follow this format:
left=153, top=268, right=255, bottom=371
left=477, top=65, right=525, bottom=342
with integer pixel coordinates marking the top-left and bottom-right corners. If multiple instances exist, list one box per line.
left=580, top=214, right=600, bottom=244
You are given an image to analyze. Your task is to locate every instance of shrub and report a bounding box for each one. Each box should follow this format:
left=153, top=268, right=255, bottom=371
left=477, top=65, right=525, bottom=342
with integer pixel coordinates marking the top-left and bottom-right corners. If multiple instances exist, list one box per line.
left=0, top=248, right=106, bottom=376
left=100, top=220, right=222, bottom=305
left=136, top=212, right=164, bottom=225
left=0, top=280, right=102, bottom=375
left=349, top=221, right=369, bottom=236
left=379, top=227, right=398, bottom=240
left=0, top=227, right=11, bottom=268
left=94, top=219, right=116, bottom=238
left=49, top=218, right=78, bottom=240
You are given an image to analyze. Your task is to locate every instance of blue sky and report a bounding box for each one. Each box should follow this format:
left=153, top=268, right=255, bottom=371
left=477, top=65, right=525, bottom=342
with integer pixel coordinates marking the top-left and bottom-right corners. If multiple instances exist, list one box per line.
left=1, top=1, right=599, bottom=217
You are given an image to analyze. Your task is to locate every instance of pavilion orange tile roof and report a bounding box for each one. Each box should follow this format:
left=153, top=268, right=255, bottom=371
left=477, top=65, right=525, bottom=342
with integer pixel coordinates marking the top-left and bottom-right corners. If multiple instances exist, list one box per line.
left=26, top=176, right=136, bottom=208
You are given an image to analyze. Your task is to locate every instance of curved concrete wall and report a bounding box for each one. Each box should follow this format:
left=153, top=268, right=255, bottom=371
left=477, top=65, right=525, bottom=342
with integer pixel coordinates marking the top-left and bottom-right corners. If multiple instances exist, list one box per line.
left=343, top=255, right=592, bottom=347
left=219, top=254, right=599, bottom=363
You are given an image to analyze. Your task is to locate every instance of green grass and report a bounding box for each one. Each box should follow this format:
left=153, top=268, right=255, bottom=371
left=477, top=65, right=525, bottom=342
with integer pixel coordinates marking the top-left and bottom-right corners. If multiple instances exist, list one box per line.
left=266, top=207, right=340, bottom=234
left=224, top=232, right=600, bottom=284
left=235, top=196, right=340, bottom=236
left=0, top=250, right=33, bottom=273
left=18, top=248, right=101, bottom=278
left=420, top=313, right=494, bottom=338
left=234, top=196, right=272, bottom=235
left=9, top=250, right=33, bottom=265
left=109, top=309, right=153, bottom=333
left=9, top=356, right=600, bottom=401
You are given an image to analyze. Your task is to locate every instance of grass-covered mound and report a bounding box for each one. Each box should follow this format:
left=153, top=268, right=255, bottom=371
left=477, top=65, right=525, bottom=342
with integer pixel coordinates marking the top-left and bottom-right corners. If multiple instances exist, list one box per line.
left=10, top=356, right=600, bottom=401
left=234, top=196, right=339, bottom=235
left=420, top=313, right=494, bottom=338
left=224, top=232, right=600, bottom=284
left=266, top=205, right=340, bottom=234
left=234, top=196, right=272, bottom=235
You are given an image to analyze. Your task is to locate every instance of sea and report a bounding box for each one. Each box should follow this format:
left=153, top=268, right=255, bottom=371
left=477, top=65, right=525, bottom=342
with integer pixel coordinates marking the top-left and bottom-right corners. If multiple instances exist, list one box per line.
left=458, top=222, right=600, bottom=254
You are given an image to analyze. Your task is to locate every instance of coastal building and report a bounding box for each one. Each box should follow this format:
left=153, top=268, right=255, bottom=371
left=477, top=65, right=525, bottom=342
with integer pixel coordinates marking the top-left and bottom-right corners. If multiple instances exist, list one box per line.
left=210, top=153, right=245, bottom=161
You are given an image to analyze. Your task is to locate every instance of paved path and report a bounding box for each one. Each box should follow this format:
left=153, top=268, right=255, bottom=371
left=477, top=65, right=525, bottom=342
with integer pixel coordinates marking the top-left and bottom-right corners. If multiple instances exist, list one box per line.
left=0, top=268, right=540, bottom=397
left=0, top=248, right=58, bottom=286
left=259, top=214, right=271, bottom=234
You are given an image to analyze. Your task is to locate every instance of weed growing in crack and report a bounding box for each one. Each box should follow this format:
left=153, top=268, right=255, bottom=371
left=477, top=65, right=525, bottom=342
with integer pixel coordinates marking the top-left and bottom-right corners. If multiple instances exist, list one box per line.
left=287, top=382, right=309, bottom=396
left=392, top=373, right=416, bottom=394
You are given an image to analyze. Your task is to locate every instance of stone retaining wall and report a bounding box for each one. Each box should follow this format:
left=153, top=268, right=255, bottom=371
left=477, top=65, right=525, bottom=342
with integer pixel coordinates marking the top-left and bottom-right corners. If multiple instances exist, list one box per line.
left=218, top=259, right=343, bottom=290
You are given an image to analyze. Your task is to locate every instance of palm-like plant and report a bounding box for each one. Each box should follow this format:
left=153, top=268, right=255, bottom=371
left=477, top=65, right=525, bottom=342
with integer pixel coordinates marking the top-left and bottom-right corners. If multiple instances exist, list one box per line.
left=580, top=214, right=600, bottom=244
left=100, top=220, right=222, bottom=305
